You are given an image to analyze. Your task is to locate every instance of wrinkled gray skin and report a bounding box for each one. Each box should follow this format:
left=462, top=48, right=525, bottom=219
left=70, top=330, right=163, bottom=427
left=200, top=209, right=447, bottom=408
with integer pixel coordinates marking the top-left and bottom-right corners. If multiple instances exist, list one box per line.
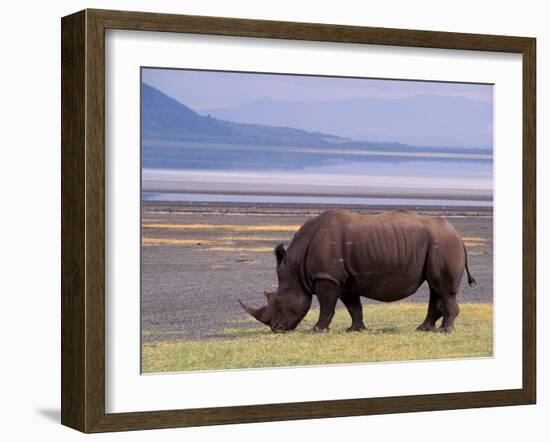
left=239, top=209, right=476, bottom=334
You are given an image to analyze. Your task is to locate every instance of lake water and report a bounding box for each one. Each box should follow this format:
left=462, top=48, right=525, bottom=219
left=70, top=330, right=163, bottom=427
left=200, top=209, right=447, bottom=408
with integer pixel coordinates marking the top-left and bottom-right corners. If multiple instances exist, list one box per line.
left=141, top=151, right=493, bottom=208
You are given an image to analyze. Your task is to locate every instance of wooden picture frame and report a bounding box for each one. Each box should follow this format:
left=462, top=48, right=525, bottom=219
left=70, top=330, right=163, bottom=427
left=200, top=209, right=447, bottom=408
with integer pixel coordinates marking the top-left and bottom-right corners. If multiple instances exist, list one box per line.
left=61, top=8, right=536, bottom=433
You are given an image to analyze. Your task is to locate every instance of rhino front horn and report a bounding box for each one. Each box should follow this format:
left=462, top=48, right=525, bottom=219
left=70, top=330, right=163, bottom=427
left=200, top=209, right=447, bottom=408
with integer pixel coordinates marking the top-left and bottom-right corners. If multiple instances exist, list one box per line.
left=238, top=299, right=271, bottom=325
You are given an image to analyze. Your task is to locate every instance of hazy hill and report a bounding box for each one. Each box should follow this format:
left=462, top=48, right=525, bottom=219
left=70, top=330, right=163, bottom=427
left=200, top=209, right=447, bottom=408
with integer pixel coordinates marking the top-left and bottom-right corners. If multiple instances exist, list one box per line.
left=142, top=83, right=349, bottom=148
left=199, top=95, right=493, bottom=149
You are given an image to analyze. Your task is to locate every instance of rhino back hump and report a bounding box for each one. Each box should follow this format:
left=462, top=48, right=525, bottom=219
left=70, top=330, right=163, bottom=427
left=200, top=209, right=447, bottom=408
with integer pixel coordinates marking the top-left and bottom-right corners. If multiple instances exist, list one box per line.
left=306, top=210, right=433, bottom=290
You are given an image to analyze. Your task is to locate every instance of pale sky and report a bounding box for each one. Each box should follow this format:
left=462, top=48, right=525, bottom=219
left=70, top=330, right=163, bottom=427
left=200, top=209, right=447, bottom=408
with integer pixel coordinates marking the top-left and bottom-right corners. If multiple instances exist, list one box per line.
left=142, top=67, right=493, bottom=110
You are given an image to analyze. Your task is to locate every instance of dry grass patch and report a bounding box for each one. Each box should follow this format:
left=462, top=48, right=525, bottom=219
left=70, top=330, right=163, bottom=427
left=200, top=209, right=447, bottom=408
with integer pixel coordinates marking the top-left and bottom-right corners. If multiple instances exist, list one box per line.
left=142, top=238, right=228, bottom=246
left=143, top=223, right=300, bottom=232
left=202, top=246, right=273, bottom=253
left=218, top=235, right=289, bottom=242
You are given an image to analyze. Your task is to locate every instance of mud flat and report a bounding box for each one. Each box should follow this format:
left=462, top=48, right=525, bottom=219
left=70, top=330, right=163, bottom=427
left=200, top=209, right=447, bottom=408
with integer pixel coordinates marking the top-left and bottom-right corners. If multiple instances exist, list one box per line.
left=141, top=201, right=493, bottom=343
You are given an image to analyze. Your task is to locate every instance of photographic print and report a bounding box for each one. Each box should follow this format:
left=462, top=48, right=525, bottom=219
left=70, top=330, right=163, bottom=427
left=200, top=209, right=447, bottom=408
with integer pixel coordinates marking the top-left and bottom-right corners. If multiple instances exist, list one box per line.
left=140, top=68, right=494, bottom=374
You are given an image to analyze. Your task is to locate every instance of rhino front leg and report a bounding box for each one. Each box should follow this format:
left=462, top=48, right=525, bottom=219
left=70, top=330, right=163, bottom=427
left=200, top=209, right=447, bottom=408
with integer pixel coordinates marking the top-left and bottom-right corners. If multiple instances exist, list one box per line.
left=340, top=293, right=367, bottom=332
left=313, top=280, right=340, bottom=332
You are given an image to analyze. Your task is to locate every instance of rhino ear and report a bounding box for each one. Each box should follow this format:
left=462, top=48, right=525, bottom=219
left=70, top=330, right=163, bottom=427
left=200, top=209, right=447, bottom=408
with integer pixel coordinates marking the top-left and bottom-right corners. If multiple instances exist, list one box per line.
left=274, top=243, right=286, bottom=267
left=264, top=291, right=275, bottom=303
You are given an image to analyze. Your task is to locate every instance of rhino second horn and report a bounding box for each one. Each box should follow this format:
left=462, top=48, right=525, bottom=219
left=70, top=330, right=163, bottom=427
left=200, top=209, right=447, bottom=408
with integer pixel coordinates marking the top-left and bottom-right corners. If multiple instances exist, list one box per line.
left=264, top=291, right=275, bottom=303
left=238, top=299, right=271, bottom=325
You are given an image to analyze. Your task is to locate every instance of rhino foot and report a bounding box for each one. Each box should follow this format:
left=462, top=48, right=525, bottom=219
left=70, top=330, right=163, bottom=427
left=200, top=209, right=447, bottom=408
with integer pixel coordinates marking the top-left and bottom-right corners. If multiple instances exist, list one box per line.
left=312, top=325, right=330, bottom=332
left=437, top=325, right=455, bottom=334
left=416, top=323, right=437, bottom=332
left=346, top=324, right=367, bottom=332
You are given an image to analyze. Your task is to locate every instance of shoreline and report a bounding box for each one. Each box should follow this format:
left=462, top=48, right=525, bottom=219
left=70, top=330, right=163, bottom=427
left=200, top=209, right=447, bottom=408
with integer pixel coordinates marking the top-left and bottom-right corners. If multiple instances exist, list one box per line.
left=142, top=200, right=494, bottom=217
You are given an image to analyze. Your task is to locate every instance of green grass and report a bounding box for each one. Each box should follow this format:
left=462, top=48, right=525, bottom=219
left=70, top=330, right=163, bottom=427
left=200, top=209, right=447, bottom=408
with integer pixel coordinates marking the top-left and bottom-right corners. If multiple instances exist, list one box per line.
left=142, top=303, right=493, bottom=373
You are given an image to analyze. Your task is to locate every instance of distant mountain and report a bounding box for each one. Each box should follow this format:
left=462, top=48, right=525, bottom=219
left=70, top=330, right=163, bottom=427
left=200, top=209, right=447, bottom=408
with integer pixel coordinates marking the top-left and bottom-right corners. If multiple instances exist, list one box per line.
left=141, top=83, right=493, bottom=168
left=142, top=83, right=237, bottom=137
left=142, top=83, right=349, bottom=148
left=199, top=95, right=493, bottom=149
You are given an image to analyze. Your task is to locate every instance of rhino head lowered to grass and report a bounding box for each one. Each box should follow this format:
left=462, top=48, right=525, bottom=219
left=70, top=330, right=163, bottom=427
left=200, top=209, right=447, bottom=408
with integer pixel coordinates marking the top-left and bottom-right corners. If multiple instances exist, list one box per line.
left=239, top=208, right=476, bottom=334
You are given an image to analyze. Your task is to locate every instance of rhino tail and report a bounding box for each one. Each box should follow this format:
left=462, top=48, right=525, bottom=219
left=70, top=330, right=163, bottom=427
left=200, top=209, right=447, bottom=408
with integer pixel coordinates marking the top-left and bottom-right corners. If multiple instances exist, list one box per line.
left=463, top=243, right=477, bottom=286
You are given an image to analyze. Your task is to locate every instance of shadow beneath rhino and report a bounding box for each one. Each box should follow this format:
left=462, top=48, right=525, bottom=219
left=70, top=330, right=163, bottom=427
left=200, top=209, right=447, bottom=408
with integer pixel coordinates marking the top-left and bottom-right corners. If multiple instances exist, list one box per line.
left=206, top=324, right=271, bottom=340
left=366, top=326, right=400, bottom=334
left=206, top=323, right=402, bottom=339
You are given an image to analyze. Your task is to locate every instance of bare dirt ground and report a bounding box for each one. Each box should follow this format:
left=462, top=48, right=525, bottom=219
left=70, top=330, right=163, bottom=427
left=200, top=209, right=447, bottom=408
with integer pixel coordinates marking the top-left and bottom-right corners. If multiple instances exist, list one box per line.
left=141, top=202, right=493, bottom=342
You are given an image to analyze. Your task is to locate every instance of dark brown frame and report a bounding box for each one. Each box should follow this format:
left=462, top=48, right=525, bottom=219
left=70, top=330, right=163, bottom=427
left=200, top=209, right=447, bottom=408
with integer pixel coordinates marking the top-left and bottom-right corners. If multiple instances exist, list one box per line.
left=61, top=8, right=536, bottom=433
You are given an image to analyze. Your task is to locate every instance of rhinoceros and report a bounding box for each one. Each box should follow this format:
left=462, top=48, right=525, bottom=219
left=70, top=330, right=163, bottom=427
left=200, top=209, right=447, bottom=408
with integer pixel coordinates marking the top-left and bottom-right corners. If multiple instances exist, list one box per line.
left=239, top=208, right=476, bottom=334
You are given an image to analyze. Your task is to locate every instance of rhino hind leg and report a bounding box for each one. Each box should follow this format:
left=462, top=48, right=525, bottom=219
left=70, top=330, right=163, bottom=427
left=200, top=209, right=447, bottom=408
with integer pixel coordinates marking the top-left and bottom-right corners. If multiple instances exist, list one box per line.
left=424, top=241, right=463, bottom=333
left=340, top=292, right=367, bottom=332
left=313, top=280, right=340, bottom=332
left=416, top=288, right=443, bottom=332
left=436, top=292, right=460, bottom=333
left=421, top=284, right=460, bottom=333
